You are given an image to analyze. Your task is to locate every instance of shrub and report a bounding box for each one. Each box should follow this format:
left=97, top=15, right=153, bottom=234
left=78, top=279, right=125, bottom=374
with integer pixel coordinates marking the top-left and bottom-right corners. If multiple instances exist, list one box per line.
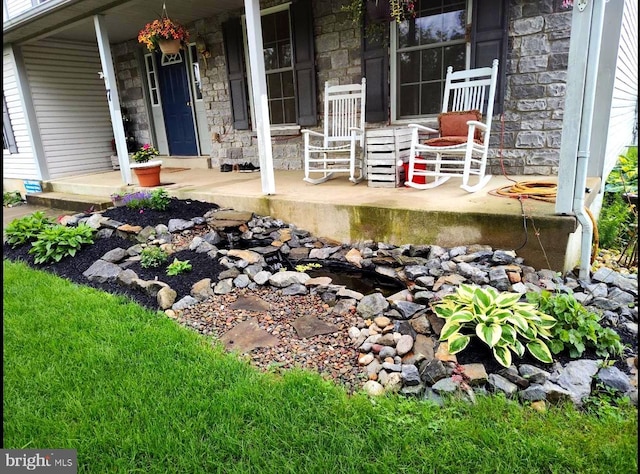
left=28, top=224, right=95, bottom=264
left=3, top=191, right=23, bottom=207
left=526, top=290, right=624, bottom=359
left=598, top=193, right=635, bottom=251
left=140, top=246, right=169, bottom=268
left=4, top=211, right=54, bottom=248
left=166, top=258, right=192, bottom=276
left=433, top=284, right=556, bottom=368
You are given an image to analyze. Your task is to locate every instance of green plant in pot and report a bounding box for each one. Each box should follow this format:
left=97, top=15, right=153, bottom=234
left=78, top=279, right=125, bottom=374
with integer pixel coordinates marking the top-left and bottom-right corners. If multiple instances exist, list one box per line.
left=432, top=284, right=556, bottom=368
left=130, top=144, right=162, bottom=187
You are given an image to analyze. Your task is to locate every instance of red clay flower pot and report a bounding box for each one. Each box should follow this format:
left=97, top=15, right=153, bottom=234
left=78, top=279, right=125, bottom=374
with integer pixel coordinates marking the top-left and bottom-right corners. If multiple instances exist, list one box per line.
left=132, top=162, right=162, bottom=187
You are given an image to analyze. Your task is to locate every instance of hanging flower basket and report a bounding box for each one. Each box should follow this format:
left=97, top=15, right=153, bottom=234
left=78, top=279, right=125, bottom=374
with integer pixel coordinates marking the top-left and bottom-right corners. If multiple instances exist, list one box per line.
left=138, top=16, right=190, bottom=54
left=157, top=38, right=182, bottom=55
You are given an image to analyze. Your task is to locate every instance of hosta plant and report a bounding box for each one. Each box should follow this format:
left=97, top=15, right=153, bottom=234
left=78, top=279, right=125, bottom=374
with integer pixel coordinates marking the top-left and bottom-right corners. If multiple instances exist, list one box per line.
left=28, top=224, right=95, bottom=264
left=166, top=258, right=192, bottom=276
left=4, top=211, right=54, bottom=248
left=432, top=284, right=556, bottom=368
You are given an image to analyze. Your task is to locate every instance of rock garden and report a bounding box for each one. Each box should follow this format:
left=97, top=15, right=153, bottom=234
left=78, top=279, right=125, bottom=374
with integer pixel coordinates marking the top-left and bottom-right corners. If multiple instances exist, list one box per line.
left=3, top=189, right=638, bottom=410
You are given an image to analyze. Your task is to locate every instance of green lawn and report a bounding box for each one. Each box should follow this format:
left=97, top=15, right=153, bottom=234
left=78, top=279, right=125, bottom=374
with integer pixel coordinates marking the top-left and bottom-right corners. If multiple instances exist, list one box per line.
left=3, top=260, right=638, bottom=473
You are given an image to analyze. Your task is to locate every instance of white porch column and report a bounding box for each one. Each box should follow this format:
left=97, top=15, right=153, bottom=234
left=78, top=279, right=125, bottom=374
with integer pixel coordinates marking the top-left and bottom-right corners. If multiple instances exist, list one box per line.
left=93, top=14, right=132, bottom=185
left=244, top=0, right=276, bottom=195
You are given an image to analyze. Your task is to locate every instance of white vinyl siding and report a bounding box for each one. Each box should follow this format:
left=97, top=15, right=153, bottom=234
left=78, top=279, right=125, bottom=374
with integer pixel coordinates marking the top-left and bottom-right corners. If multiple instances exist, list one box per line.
left=3, top=45, right=39, bottom=180
left=4, top=0, right=32, bottom=20
left=21, top=39, right=113, bottom=179
left=605, top=0, right=638, bottom=173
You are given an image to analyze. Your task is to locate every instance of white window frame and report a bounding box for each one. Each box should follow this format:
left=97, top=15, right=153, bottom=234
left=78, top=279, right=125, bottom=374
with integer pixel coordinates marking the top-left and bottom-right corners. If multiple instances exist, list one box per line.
left=143, top=53, right=161, bottom=107
left=242, top=2, right=300, bottom=132
left=390, top=1, right=472, bottom=124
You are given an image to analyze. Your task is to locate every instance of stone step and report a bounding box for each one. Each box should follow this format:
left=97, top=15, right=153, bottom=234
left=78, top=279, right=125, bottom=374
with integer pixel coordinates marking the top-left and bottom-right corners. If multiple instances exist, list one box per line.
left=26, top=192, right=113, bottom=213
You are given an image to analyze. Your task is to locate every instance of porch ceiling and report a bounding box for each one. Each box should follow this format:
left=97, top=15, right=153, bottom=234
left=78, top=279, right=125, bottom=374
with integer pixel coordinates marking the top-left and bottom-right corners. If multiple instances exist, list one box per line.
left=3, top=0, right=244, bottom=45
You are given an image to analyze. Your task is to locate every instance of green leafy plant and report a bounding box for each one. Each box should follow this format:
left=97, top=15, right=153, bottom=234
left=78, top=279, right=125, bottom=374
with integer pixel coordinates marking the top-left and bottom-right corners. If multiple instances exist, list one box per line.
left=598, top=192, right=635, bottom=251
left=123, top=188, right=170, bottom=211
left=4, top=211, right=54, bottom=248
left=140, top=246, right=169, bottom=269
left=131, top=143, right=160, bottom=163
left=166, top=258, right=192, bottom=276
left=604, top=146, right=637, bottom=194
left=3, top=191, right=23, bottom=207
left=526, top=290, right=624, bottom=359
left=295, top=262, right=322, bottom=272
left=433, top=284, right=556, bottom=368
left=149, top=188, right=171, bottom=211
left=28, top=224, right=95, bottom=264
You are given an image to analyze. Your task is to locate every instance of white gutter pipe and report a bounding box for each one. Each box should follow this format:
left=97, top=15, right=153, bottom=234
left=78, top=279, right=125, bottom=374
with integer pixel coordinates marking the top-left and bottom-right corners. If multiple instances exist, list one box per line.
left=574, top=0, right=606, bottom=281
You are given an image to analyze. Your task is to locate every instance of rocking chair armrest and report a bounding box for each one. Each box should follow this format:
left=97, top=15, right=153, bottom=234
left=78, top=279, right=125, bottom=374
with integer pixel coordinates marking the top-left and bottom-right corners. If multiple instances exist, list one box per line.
left=349, top=127, right=364, bottom=136
left=301, top=129, right=325, bottom=138
left=408, top=123, right=439, bottom=134
left=466, top=120, right=487, bottom=131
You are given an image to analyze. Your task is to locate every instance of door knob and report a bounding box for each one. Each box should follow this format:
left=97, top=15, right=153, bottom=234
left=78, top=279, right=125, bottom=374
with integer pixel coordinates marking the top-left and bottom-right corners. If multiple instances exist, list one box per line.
left=186, top=101, right=191, bottom=106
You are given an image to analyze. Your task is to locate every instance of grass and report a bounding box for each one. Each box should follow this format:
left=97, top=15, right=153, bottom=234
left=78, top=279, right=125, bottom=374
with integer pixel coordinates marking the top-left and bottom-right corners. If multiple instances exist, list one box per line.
left=3, top=260, right=638, bottom=473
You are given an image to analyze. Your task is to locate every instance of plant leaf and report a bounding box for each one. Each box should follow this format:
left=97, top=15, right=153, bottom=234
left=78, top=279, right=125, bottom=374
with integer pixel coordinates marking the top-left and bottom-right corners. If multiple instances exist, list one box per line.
left=439, top=320, right=462, bottom=340
left=493, top=345, right=512, bottom=368
left=447, top=333, right=471, bottom=354
left=526, top=339, right=554, bottom=364
left=476, top=322, right=502, bottom=348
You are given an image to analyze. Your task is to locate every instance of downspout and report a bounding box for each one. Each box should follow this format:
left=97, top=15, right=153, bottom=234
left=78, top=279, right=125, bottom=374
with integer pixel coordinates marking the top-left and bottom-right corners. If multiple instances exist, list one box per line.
left=574, top=0, right=606, bottom=281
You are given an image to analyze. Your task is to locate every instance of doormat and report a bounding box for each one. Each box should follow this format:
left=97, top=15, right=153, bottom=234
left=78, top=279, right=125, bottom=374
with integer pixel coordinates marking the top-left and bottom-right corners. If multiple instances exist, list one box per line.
left=161, top=167, right=190, bottom=173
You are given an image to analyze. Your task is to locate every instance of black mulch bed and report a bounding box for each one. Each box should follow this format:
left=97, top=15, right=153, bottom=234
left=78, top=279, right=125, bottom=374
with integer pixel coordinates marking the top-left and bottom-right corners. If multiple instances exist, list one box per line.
left=4, top=198, right=225, bottom=310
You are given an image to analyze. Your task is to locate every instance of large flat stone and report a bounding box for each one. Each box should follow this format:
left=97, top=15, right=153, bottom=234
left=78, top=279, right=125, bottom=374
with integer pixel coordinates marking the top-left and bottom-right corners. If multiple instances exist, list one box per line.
left=291, top=314, right=339, bottom=339
left=228, top=294, right=273, bottom=312
left=219, top=318, right=279, bottom=353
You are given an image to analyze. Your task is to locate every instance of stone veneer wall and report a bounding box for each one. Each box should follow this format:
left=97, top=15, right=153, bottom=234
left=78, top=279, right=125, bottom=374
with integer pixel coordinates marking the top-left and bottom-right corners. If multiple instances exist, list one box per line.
left=111, top=0, right=574, bottom=176
left=111, top=41, right=153, bottom=148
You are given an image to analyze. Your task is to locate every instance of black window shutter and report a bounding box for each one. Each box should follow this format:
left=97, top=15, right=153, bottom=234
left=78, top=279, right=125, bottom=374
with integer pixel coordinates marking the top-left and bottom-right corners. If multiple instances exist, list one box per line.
left=362, top=0, right=389, bottom=123
left=223, top=17, right=249, bottom=130
left=471, top=0, right=508, bottom=113
left=291, top=0, right=317, bottom=126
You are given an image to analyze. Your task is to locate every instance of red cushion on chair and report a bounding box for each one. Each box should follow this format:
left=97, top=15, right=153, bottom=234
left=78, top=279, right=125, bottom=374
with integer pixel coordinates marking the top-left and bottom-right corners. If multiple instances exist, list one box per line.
left=438, top=110, right=482, bottom=140
left=424, top=136, right=483, bottom=147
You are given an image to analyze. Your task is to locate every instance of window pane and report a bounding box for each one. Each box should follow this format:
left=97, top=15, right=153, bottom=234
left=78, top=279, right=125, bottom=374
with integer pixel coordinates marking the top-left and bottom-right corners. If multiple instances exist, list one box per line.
left=400, top=84, right=419, bottom=116
left=264, top=47, right=277, bottom=70
left=420, top=48, right=441, bottom=81
left=399, top=51, right=420, bottom=84
left=443, top=44, right=466, bottom=72
left=274, top=11, right=289, bottom=41
left=278, top=43, right=291, bottom=68
left=152, top=90, right=158, bottom=104
left=282, top=71, right=294, bottom=97
left=270, top=100, right=284, bottom=124
left=420, top=83, right=442, bottom=115
left=283, top=98, right=296, bottom=123
left=268, top=73, right=282, bottom=99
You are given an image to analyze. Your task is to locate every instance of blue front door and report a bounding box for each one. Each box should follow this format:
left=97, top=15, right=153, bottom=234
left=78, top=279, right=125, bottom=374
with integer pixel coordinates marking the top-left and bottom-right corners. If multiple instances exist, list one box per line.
left=157, top=54, right=198, bottom=156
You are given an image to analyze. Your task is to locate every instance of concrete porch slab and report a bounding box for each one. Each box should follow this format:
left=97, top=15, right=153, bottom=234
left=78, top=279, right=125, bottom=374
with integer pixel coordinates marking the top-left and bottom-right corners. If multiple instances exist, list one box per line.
left=7, top=168, right=600, bottom=273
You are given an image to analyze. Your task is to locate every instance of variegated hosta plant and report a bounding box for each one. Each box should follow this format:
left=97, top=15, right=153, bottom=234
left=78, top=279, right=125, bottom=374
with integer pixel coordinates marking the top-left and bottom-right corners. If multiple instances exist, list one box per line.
left=432, top=284, right=557, bottom=368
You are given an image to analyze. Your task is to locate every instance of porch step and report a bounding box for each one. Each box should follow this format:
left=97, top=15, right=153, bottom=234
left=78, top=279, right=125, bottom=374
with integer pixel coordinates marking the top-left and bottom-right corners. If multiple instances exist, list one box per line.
left=26, top=192, right=112, bottom=213
left=160, top=156, right=211, bottom=169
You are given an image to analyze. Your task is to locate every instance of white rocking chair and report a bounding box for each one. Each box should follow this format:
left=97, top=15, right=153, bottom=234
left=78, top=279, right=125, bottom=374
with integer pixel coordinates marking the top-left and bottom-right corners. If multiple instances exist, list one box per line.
left=303, top=79, right=366, bottom=184
left=405, top=59, right=499, bottom=193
